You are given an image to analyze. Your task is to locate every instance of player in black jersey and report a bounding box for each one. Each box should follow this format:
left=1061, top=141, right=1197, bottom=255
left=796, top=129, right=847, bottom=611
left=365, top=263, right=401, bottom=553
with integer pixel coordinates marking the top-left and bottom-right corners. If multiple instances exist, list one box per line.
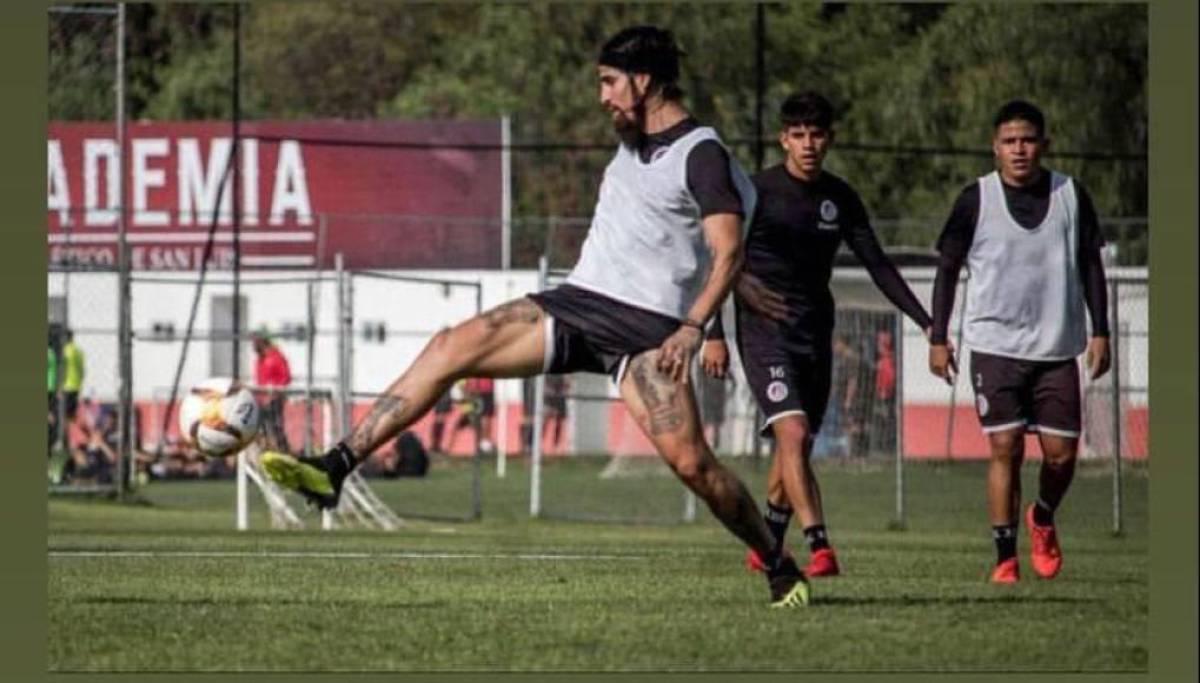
left=703, top=92, right=934, bottom=578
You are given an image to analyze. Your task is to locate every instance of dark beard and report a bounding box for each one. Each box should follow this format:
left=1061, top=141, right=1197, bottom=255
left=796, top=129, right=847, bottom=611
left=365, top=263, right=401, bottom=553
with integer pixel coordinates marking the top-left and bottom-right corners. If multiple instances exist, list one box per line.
left=613, top=100, right=647, bottom=152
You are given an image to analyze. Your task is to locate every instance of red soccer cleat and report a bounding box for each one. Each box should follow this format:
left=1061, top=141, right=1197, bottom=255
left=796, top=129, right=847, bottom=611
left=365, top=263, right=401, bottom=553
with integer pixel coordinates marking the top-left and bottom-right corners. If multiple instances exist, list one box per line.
left=990, top=557, right=1020, bottom=584
left=1026, top=504, right=1063, bottom=579
left=805, top=547, right=841, bottom=577
left=745, top=547, right=793, bottom=573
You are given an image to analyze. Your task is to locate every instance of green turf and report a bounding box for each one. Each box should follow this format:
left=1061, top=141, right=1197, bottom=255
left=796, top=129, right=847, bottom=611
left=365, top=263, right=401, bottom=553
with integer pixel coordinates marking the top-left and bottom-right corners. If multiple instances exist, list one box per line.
left=48, top=457, right=1148, bottom=672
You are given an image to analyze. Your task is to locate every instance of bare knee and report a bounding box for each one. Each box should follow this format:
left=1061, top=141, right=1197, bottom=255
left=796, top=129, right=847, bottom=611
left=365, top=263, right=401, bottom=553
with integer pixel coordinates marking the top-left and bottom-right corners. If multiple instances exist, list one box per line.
left=772, top=417, right=812, bottom=463
left=1041, top=439, right=1078, bottom=469
left=988, top=431, right=1023, bottom=464
left=671, top=449, right=713, bottom=489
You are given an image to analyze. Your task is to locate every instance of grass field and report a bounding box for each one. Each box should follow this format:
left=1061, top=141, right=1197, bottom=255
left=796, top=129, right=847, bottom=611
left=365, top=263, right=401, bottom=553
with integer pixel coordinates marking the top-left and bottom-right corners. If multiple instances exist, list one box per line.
left=48, top=457, right=1148, bottom=673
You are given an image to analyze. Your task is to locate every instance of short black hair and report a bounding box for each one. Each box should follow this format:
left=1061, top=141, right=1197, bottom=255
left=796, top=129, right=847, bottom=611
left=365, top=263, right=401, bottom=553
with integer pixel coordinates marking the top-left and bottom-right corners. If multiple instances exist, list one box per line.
left=779, top=91, right=835, bottom=130
left=598, top=25, right=685, bottom=101
left=993, top=99, right=1046, bottom=138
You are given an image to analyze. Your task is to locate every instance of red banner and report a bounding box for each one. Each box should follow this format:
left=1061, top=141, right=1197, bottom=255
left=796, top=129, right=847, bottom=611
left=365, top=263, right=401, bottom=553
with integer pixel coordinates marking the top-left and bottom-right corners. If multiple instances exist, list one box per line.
left=47, top=120, right=503, bottom=270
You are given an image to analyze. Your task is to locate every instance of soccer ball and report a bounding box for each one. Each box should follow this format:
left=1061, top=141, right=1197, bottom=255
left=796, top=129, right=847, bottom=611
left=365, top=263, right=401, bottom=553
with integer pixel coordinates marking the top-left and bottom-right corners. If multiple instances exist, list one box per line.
left=178, top=378, right=260, bottom=457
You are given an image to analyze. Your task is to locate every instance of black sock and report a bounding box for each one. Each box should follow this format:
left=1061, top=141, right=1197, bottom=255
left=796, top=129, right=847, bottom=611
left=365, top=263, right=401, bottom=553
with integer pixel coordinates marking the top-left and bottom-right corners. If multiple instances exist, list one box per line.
left=803, top=524, right=830, bottom=552
left=321, top=442, right=358, bottom=482
left=763, top=502, right=793, bottom=552
left=992, top=523, right=1018, bottom=563
left=1032, top=498, right=1055, bottom=526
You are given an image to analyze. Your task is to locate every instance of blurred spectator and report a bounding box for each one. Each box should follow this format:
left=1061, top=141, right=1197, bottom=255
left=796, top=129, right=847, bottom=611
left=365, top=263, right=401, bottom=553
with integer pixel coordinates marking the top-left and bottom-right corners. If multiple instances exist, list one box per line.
left=60, top=329, right=85, bottom=424
left=47, top=336, right=59, bottom=451
left=429, top=389, right=454, bottom=454
left=543, top=375, right=569, bottom=451
left=696, top=368, right=729, bottom=452
left=66, top=405, right=117, bottom=484
left=145, top=436, right=226, bottom=480
left=372, top=432, right=429, bottom=478
left=841, top=334, right=871, bottom=457
left=253, top=332, right=292, bottom=452
left=871, top=328, right=898, bottom=455
left=520, top=376, right=570, bottom=453
left=817, top=333, right=863, bottom=458
left=520, top=379, right=536, bottom=454
left=463, top=377, right=496, bottom=452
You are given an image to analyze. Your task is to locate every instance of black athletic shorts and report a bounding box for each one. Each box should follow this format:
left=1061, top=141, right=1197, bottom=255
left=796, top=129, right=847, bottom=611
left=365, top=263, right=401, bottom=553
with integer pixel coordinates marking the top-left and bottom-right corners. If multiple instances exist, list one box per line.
left=528, top=284, right=682, bottom=382
left=969, top=350, right=1082, bottom=437
left=735, top=304, right=832, bottom=435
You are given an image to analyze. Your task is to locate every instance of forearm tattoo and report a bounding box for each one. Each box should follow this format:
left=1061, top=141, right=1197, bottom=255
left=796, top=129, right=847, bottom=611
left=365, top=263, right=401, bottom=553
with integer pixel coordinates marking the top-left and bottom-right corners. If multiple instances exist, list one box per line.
left=629, top=354, right=686, bottom=435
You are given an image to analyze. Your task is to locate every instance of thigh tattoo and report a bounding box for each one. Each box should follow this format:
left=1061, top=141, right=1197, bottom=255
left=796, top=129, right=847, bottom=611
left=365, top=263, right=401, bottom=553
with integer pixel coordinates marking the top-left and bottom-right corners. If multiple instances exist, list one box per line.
left=481, top=298, right=542, bottom=329
left=629, top=354, right=686, bottom=435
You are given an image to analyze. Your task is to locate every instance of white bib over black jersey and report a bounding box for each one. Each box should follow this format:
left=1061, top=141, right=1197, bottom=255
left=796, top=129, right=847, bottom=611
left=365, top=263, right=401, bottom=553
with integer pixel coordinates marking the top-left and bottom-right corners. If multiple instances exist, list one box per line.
left=566, top=127, right=757, bottom=319
left=963, top=170, right=1087, bottom=361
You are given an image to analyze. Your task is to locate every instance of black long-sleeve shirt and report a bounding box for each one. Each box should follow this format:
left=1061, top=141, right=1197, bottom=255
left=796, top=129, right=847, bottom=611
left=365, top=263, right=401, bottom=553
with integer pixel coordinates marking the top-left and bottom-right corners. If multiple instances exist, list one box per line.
left=708, top=165, right=931, bottom=343
left=929, top=172, right=1109, bottom=345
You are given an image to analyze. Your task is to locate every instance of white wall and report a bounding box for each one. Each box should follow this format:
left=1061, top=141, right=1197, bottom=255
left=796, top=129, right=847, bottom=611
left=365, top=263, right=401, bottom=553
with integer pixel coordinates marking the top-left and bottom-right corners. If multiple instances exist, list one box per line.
left=47, top=266, right=1147, bottom=409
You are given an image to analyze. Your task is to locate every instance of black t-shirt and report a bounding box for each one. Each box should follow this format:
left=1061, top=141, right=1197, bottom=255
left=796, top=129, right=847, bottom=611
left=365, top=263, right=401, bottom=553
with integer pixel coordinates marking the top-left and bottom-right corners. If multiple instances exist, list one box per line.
left=711, top=165, right=930, bottom=344
left=639, top=117, right=744, bottom=218
left=930, top=171, right=1109, bottom=343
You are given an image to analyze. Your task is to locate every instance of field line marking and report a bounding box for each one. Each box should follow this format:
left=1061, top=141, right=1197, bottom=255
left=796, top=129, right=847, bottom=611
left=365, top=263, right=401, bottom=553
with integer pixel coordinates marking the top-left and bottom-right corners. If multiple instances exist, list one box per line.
left=48, top=549, right=647, bottom=561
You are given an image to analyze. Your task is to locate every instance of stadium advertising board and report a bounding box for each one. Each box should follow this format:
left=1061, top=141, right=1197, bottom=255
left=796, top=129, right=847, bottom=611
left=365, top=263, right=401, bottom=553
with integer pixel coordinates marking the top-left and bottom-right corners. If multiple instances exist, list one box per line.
left=47, top=120, right=504, bottom=270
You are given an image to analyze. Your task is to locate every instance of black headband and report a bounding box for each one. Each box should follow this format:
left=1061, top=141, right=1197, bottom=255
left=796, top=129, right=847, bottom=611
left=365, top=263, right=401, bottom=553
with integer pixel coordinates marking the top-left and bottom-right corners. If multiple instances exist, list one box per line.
left=597, top=27, right=683, bottom=83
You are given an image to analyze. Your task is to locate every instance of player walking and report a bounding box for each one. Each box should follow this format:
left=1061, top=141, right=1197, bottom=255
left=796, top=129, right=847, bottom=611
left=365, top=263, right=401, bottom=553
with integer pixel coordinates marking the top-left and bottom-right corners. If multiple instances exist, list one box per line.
left=929, top=100, right=1111, bottom=583
left=703, top=92, right=934, bottom=578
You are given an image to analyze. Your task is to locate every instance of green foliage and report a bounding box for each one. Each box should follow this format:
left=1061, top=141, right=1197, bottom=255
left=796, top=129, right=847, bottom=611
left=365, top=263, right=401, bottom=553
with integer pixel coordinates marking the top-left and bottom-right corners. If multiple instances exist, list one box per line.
left=48, top=11, right=117, bottom=120
left=48, top=3, right=1147, bottom=264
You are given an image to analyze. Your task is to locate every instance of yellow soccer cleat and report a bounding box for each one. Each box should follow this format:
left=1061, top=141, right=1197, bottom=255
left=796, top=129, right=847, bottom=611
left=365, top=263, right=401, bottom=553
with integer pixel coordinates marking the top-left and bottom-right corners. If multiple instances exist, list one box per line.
left=260, top=450, right=343, bottom=510
left=767, top=555, right=812, bottom=607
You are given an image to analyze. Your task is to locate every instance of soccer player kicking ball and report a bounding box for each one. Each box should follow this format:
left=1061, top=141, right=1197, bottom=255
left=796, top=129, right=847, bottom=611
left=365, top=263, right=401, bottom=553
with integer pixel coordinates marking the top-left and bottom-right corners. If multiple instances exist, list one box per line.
left=929, top=100, right=1111, bottom=584
left=261, top=26, right=809, bottom=608
left=702, top=92, right=934, bottom=578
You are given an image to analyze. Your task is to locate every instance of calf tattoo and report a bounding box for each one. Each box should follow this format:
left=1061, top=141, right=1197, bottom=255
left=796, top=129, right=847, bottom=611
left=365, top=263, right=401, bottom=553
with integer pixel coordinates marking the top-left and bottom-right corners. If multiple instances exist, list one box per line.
left=630, top=354, right=686, bottom=435
left=348, top=394, right=407, bottom=457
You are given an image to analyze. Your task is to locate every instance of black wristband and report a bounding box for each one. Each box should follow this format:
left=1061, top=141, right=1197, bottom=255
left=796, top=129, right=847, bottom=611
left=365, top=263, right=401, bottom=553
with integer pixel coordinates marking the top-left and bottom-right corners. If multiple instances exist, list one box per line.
left=680, top=318, right=704, bottom=331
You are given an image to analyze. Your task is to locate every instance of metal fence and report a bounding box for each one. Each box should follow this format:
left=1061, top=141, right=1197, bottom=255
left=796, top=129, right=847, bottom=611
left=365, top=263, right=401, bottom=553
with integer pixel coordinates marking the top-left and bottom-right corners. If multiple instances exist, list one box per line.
left=44, top=246, right=1149, bottom=533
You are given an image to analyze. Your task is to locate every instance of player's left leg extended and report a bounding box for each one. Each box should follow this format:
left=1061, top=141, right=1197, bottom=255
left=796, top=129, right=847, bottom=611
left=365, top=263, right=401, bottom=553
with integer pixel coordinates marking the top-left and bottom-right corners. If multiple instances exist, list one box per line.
left=619, top=351, right=809, bottom=607
left=262, top=297, right=548, bottom=508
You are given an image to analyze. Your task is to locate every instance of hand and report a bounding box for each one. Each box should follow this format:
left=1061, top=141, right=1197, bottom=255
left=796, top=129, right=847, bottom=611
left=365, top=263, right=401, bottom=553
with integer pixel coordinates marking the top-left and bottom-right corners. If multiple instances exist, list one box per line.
left=1085, top=336, right=1111, bottom=380
left=656, top=325, right=703, bottom=384
left=924, top=326, right=957, bottom=356
left=929, top=344, right=957, bottom=385
left=735, top=272, right=791, bottom=322
left=701, top=339, right=730, bottom=379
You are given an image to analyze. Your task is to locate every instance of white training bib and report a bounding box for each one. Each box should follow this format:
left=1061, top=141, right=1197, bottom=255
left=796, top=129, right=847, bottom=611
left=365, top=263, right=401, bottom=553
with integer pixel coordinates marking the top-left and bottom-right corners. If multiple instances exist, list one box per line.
left=567, top=127, right=756, bottom=319
left=963, top=170, right=1087, bottom=361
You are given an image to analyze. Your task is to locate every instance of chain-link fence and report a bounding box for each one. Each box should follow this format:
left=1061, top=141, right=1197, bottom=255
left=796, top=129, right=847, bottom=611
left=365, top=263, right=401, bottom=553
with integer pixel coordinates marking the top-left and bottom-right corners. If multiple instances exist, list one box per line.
left=47, top=264, right=122, bottom=491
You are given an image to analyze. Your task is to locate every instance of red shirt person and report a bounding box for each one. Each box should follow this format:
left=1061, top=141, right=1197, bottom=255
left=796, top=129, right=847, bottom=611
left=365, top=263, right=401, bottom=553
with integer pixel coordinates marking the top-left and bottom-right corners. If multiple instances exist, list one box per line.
left=252, top=334, right=292, bottom=450
left=254, top=336, right=292, bottom=388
